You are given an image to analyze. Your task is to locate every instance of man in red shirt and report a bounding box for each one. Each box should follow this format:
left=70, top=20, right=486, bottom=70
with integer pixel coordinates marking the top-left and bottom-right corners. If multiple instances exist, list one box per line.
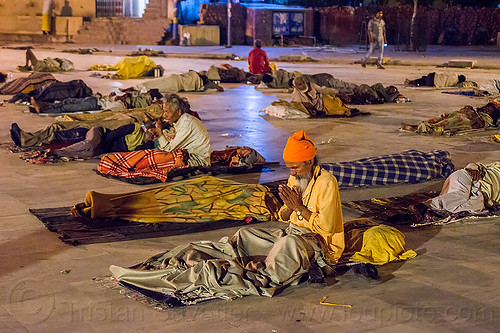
left=248, top=39, right=271, bottom=74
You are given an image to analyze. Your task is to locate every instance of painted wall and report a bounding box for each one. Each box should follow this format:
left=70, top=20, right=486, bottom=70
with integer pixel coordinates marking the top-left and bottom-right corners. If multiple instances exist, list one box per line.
left=0, top=0, right=96, bottom=18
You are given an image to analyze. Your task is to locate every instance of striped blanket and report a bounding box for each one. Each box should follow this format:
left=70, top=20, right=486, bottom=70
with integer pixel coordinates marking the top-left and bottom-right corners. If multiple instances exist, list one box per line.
left=321, top=150, right=454, bottom=188
left=97, top=149, right=188, bottom=182
left=0, top=72, right=57, bottom=94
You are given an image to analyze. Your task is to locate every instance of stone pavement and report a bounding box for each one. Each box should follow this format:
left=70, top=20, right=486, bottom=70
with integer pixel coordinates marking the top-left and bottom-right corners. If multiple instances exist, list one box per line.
left=0, top=45, right=499, bottom=332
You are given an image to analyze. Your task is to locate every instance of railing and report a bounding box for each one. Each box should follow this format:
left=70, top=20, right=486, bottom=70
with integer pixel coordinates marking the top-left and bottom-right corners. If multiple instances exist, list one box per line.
left=96, top=0, right=124, bottom=17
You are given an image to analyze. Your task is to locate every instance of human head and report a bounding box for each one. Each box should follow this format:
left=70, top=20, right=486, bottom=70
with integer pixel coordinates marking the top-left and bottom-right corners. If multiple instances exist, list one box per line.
left=283, top=130, right=318, bottom=179
left=458, top=75, right=466, bottom=83
left=477, top=102, right=500, bottom=123
left=142, top=122, right=157, bottom=142
left=375, top=10, right=383, bottom=20
left=386, top=85, right=399, bottom=95
left=262, top=74, right=273, bottom=84
left=254, top=39, right=262, bottom=48
left=0, top=72, right=7, bottom=83
left=292, top=76, right=307, bottom=91
left=161, top=93, right=191, bottom=124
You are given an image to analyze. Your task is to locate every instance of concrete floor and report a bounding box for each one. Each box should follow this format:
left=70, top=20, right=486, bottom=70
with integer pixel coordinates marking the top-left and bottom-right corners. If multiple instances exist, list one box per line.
left=0, top=45, right=499, bottom=332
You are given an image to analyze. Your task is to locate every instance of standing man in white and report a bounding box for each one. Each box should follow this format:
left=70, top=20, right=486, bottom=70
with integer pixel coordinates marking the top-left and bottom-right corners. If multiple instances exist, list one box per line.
left=361, top=9, right=387, bottom=70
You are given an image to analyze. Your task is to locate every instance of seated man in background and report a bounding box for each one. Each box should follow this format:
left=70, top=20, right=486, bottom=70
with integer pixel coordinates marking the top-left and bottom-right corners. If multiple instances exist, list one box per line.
left=97, top=93, right=211, bottom=181
left=248, top=39, right=271, bottom=75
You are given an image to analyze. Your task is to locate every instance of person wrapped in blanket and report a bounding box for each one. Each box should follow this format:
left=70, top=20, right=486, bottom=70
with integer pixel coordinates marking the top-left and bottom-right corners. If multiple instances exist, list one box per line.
left=9, top=79, right=93, bottom=104
left=404, top=72, right=476, bottom=88
left=291, top=76, right=355, bottom=117
left=400, top=102, right=500, bottom=136
left=261, top=70, right=405, bottom=104
left=17, top=48, right=74, bottom=73
left=97, top=93, right=211, bottom=181
left=105, top=130, right=345, bottom=301
left=42, top=122, right=158, bottom=159
left=28, top=88, right=163, bottom=114
left=409, top=162, right=500, bottom=221
left=134, top=70, right=223, bottom=93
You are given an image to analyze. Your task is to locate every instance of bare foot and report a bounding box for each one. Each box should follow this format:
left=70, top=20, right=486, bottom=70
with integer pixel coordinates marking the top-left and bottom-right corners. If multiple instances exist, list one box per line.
left=44, top=148, right=54, bottom=158
left=30, top=97, right=41, bottom=113
left=400, top=123, right=418, bottom=131
left=70, top=203, right=87, bottom=217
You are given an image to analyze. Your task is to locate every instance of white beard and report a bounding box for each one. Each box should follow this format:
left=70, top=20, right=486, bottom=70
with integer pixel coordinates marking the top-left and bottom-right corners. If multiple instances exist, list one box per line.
left=295, top=174, right=312, bottom=194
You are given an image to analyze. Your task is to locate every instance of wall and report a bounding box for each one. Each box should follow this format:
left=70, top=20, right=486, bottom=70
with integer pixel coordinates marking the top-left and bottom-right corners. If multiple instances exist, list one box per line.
left=0, top=0, right=96, bottom=17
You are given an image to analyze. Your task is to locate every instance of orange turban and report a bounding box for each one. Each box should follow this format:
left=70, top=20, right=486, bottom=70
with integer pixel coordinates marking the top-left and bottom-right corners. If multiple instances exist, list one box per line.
left=283, top=130, right=317, bottom=162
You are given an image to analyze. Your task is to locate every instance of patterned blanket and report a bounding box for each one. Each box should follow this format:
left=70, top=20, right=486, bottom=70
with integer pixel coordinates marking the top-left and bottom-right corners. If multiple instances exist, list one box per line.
left=321, top=150, right=454, bottom=188
left=0, top=72, right=57, bottom=94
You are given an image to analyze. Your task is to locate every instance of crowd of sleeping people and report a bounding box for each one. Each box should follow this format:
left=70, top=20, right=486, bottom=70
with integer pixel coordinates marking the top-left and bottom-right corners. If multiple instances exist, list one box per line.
left=3, top=48, right=500, bottom=298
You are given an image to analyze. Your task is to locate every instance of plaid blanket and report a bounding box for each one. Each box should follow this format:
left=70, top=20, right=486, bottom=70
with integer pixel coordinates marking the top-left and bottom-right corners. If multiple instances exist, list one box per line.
left=97, top=149, right=188, bottom=182
left=321, top=150, right=454, bottom=188
left=0, top=72, right=57, bottom=94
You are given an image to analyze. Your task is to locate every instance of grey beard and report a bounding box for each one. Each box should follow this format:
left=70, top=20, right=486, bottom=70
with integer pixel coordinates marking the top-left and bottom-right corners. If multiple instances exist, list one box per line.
left=295, top=173, right=312, bottom=194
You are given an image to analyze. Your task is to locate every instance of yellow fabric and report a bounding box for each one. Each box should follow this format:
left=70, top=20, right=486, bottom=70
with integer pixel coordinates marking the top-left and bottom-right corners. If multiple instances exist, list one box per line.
left=350, top=225, right=417, bottom=265
left=125, top=123, right=146, bottom=151
left=88, top=56, right=156, bottom=79
left=278, top=165, right=345, bottom=263
left=491, top=134, right=500, bottom=143
left=61, top=104, right=164, bottom=123
left=476, top=161, right=500, bottom=207
left=323, top=94, right=351, bottom=116
left=283, top=130, right=317, bottom=162
left=42, top=14, right=51, bottom=32
left=77, top=176, right=280, bottom=223
left=270, top=62, right=278, bottom=71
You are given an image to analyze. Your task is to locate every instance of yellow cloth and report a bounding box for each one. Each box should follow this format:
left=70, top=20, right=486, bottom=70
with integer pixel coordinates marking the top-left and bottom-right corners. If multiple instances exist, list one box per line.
left=60, top=104, right=164, bottom=123
left=323, top=94, right=351, bottom=116
left=476, top=161, right=500, bottom=207
left=278, top=165, right=345, bottom=263
left=491, top=134, right=500, bottom=143
left=88, top=56, right=156, bottom=80
left=77, top=176, right=280, bottom=223
left=42, top=14, right=51, bottom=32
left=270, top=62, right=278, bottom=71
left=125, top=123, right=146, bottom=151
left=350, top=225, right=417, bottom=265
left=283, top=130, right=317, bottom=162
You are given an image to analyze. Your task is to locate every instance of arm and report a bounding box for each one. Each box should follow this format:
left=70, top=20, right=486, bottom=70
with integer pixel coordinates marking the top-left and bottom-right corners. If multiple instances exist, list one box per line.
left=157, top=119, right=193, bottom=152
left=367, top=20, right=373, bottom=43
left=103, top=123, right=135, bottom=144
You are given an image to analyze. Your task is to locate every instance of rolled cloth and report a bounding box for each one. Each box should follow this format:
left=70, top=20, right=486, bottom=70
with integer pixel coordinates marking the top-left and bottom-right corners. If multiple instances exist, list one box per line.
left=282, top=130, right=317, bottom=162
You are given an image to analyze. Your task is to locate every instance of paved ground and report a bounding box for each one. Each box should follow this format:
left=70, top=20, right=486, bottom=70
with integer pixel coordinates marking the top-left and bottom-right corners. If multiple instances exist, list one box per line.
left=0, top=44, right=499, bottom=332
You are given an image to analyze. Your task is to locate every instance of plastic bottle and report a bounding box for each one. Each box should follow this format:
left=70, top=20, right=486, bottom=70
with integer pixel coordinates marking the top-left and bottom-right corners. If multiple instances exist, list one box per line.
left=7, top=71, right=13, bottom=82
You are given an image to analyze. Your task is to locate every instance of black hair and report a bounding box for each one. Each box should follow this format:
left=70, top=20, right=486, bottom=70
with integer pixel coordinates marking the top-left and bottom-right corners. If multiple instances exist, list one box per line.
left=262, top=74, right=273, bottom=83
left=458, top=75, right=466, bottom=83
left=254, top=39, right=262, bottom=48
left=0, top=72, right=6, bottom=83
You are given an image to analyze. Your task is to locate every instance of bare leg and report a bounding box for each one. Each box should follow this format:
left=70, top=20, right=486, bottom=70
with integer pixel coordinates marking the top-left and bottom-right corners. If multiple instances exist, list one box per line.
left=25, top=48, right=39, bottom=67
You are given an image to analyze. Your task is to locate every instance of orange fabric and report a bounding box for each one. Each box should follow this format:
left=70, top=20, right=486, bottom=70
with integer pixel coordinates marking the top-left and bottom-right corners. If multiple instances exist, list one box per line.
left=97, top=149, right=187, bottom=182
left=282, top=130, right=317, bottom=162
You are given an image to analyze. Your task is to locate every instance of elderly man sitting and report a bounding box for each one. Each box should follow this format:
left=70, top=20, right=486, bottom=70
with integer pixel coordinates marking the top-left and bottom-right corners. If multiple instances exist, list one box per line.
left=97, top=93, right=211, bottom=181
left=107, top=130, right=345, bottom=303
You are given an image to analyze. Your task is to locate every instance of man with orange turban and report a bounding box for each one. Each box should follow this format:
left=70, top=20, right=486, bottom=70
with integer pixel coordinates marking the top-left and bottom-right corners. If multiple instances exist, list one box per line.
left=279, top=130, right=345, bottom=268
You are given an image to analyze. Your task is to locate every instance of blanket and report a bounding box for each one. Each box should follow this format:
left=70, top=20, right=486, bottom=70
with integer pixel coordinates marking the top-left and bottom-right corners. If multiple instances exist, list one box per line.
left=88, top=56, right=156, bottom=80
left=322, top=150, right=454, bottom=188
left=343, top=191, right=500, bottom=227
left=0, top=72, right=57, bottom=94
left=30, top=206, right=264, bottom=246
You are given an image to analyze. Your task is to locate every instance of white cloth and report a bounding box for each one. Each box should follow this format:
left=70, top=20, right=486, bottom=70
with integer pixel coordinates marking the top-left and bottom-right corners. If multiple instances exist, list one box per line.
left=157, top=113, right=211, bottom=166
left=430, top=169, right=485, bottom=213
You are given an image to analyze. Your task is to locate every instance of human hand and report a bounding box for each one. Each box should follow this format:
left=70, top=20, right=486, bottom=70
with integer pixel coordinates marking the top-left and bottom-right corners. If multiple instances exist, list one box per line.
left=278, top=184, right=304, bottom=211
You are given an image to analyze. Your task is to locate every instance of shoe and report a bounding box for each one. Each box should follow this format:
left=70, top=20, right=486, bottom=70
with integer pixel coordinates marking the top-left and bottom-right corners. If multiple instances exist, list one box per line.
left=307, top=263, right=326, bottom=288
left=377, top=65, right=385, bottom=69
left=11, top=123, right=22, bottom=147
left=361, top=60, right=366, bottom=68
